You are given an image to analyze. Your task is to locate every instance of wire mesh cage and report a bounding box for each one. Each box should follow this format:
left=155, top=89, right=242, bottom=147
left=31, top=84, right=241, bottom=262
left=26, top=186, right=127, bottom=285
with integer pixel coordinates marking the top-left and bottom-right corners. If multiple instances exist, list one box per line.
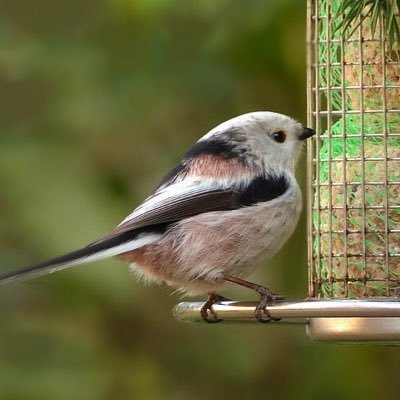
left=307, top=0, right=400, bottom=299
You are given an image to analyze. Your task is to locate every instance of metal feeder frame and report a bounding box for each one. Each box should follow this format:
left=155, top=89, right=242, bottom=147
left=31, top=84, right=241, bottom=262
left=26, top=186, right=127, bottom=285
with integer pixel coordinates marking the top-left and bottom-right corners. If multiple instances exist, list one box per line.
left=174, top=0, right=400, bottom=342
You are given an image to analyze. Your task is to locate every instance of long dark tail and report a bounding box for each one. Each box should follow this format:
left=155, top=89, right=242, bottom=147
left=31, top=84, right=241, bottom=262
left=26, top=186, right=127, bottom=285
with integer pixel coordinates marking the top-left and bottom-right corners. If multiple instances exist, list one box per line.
left=0, top=229, right=154, bottom=285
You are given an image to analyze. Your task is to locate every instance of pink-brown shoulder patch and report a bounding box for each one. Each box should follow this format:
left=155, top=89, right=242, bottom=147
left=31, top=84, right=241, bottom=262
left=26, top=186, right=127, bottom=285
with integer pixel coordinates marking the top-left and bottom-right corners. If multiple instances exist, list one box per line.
left=188, top=155, right=254, bottom=180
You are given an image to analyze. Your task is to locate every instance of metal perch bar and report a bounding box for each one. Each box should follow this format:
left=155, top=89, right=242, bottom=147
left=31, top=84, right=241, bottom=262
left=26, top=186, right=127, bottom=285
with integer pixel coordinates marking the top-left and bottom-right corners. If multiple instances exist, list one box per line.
left=175, top=299, right=400, bottom=341
left=174, top=299, right=400, bottom=323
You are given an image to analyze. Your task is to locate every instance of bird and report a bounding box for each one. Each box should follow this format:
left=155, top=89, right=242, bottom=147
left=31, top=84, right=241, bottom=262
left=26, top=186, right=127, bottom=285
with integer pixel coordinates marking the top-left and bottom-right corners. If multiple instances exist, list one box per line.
left=0, top=112, right=315, bottom=322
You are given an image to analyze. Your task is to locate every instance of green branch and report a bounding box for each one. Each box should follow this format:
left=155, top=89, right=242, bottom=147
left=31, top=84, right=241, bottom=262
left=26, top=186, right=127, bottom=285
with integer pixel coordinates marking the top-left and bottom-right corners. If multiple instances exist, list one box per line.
left=335, top=0, right=400, bottom=49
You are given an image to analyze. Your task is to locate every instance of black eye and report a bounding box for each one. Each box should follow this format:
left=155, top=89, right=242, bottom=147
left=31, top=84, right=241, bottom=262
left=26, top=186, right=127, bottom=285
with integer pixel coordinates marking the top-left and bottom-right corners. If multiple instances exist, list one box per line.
left=272, top=130, right=286, bottom=143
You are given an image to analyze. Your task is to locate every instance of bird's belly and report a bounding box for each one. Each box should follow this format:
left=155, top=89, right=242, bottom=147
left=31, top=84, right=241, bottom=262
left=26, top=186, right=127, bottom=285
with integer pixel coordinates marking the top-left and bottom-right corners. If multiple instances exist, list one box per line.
left=124, top=193, right=301, bottom=294
left=178, top=199, right=300, bottom=275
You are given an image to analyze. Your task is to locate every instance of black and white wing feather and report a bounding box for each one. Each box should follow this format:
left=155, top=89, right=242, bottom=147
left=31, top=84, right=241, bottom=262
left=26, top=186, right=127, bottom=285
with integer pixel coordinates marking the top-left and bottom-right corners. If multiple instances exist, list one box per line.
left=0, top=169, right=288, bottom=285
left=0, top=179, right=241, bottom=284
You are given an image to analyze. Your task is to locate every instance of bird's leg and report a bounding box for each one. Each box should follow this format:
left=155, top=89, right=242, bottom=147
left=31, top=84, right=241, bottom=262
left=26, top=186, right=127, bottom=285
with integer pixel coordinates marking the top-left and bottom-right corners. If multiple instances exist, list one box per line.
left=223, top=274, right=283, bottom=323
left=200, top=292, right=231, bottom=323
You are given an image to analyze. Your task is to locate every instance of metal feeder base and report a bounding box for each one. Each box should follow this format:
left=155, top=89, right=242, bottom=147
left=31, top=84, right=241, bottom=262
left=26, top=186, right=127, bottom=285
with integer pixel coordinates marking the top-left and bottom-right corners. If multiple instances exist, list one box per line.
left=174, top=299, right=400, bottom=342
left=307, top=317, right=400, bottom=342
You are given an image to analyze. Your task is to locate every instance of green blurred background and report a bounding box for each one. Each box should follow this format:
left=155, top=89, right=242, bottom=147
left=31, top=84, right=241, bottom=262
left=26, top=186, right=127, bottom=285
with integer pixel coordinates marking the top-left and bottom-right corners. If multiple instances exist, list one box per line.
left=0, top=0, right=399, bottom=399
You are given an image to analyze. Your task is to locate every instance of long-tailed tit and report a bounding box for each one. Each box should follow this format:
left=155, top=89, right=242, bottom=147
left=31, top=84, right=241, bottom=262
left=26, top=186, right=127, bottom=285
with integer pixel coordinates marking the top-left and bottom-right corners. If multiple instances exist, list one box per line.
left=0, top=112, right=315, bottom=322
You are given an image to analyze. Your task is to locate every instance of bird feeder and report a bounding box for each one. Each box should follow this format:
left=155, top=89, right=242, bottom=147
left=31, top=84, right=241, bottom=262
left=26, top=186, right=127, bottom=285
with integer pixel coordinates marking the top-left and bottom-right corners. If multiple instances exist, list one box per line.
left=174, top=0, right=400, bottom=342
left=307, top=0, right=400, bottom=340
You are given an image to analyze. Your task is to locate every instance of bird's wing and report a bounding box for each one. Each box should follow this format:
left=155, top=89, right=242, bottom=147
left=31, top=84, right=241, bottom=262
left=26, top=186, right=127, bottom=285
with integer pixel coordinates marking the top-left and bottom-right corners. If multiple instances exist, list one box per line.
left=98, top=179, right=243, bottom=240
left=97, top=172, right=291, bottom=242
left=0, top=179, right=243, bottom=285
left=0, top=173, right=289, bottom=285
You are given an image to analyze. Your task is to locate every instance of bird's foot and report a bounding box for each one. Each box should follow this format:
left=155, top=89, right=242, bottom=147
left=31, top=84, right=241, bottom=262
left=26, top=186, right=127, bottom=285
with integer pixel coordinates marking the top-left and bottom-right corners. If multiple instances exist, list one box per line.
left=254, top=286, right=284, bottom=323
left=200, top=292, right=231, bottom=323
left=222, top=274, right=284, bottom=323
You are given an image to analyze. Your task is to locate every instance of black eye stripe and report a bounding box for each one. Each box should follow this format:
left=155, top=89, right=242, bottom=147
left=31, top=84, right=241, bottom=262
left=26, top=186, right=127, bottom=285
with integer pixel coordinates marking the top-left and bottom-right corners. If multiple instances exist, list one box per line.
left=272, top=130, right=286, bottom=143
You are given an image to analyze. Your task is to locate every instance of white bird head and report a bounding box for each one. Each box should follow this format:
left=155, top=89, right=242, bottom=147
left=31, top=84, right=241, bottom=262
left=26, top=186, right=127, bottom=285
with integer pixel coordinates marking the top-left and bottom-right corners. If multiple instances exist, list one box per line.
left=201, top=111, right=315, bottom=173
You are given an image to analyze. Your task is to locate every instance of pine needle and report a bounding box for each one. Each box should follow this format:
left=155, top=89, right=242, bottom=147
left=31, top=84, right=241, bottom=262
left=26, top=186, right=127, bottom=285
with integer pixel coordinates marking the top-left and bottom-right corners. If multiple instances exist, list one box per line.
left=334, top=0, right=400, bottom=50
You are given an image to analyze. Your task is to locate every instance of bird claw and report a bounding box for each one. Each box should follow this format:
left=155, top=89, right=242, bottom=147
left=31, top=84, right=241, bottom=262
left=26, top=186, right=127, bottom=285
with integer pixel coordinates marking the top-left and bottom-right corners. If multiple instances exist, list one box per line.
left=254, top=287, right=284, bottom=323
left=200, top=293, right=231, bottom=323
left=222, top=274, right=284, bottom=323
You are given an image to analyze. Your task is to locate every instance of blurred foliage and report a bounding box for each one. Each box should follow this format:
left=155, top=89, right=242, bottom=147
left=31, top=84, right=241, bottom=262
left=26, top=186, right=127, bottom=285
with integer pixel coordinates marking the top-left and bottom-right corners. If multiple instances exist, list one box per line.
left=0, top=0, right=400, bottom=399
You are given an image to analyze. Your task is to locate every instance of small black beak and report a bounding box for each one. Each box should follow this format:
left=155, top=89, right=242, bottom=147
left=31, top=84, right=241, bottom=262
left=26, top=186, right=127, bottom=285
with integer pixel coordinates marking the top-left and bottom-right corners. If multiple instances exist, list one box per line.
left=299, top=127, right=316, bottom=140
